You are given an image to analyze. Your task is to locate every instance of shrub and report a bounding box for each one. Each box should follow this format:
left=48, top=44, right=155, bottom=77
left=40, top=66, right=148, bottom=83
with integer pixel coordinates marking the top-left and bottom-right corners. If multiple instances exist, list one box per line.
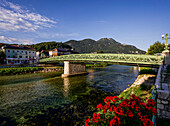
left=85, top=94, right=157, bottom=126
left=0, top=67, right=43, bottom=76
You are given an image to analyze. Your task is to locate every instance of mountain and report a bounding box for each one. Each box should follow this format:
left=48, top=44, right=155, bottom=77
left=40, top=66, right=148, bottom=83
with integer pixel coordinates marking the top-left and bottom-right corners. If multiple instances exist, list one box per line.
left=65, top=38, right=146, bottom=54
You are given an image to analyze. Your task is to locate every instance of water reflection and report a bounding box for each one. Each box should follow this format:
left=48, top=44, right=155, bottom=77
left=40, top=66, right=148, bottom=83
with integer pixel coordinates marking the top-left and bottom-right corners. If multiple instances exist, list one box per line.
left=63, top=77, right=70, bottom=97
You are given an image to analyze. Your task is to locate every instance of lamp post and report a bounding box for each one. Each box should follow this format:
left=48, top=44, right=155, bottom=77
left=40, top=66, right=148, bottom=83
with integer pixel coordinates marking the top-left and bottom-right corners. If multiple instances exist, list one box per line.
left=162, top=33, right=170, bottom=50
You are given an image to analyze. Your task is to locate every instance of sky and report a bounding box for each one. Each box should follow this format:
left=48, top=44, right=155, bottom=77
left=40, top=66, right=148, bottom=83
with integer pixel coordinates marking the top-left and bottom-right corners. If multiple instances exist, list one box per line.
left=0, top=0, right=170, bottom=51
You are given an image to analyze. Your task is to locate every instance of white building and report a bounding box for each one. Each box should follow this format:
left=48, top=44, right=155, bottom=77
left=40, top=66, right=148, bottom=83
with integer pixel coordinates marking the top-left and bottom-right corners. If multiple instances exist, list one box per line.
left=2, top=45, right=36, bottom=65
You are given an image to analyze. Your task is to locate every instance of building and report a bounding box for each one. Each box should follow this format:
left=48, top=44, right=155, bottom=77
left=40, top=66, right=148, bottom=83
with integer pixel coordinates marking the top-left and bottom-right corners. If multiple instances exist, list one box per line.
left=40, top=50, right=50, bottom=58
left=49, top=48, right=79, bottom=57
left=1, top=44, right=36, bottom=65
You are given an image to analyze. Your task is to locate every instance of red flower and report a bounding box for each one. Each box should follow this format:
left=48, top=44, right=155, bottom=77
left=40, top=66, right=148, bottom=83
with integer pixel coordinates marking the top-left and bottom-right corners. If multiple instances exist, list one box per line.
left=96, top=103, right=103, bottom=111
left=114, top=106, right=124, bottom=116
left=126, top=110, right=133, bottom=117
left=110, top=116, right=121, bottom=126
left=135, top=106, right=141, bottom=112
left=147, top=99, right=156, bottom=106
left=119, top=100, right=129, bottom=107
left=92, top=113, right=101, bottom=123
left=103, top=108, right=107, bottom=114
left=143, top=118, right=154, bottom=126
left=104, top=96, right=112, bottom=103
left=85, top=118, right=90, bottom=126
left=110, top=105, right=115, bottom=112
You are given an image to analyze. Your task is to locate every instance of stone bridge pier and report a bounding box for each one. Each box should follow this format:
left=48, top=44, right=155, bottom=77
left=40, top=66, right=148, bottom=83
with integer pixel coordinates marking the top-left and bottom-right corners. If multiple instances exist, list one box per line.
left=62, top=61, right=88, bottom=77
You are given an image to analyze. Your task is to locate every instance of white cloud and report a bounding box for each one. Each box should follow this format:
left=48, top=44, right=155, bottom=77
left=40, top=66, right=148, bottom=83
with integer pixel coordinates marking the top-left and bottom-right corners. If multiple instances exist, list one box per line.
left=38, top=32, right=79, bottom=39
left=0, top=0, right=56, bottom=32
left=0, top=36, right=33, bottom=44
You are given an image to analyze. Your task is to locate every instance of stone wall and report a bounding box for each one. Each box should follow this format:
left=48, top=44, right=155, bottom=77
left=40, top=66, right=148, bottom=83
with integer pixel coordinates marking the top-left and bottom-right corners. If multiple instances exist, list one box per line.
left=69, top=63, right=86, bottom=74
left=156, top=63, right=170, bottom=119
left=157, top=89, right=170, bottom=119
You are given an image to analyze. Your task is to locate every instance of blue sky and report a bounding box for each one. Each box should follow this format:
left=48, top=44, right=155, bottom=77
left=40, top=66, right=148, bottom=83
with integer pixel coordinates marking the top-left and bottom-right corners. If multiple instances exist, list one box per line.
left=0, top=0, right=170, bottom=51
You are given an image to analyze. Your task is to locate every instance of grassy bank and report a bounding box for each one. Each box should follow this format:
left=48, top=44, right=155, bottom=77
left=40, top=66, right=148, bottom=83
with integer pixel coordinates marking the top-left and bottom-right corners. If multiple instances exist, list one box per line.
left=0, top=71, right=64, bottom=85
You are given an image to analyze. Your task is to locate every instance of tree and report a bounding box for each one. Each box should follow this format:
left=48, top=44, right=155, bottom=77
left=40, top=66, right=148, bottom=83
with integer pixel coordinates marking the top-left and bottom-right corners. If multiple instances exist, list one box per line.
left=98, top=50, right=104, bottom=53
left=0, top=51, right=5, bottom=64
left=146, top=41, right=165, bottom=55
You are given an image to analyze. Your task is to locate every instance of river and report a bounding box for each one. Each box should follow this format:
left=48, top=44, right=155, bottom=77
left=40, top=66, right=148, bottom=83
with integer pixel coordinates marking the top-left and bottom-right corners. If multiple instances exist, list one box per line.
left=0, top=65, right=138, bottom=125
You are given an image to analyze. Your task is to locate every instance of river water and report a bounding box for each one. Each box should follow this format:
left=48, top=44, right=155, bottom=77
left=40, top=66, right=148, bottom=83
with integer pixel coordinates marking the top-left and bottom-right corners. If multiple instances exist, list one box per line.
left=0, top=65, right=138, bottom=125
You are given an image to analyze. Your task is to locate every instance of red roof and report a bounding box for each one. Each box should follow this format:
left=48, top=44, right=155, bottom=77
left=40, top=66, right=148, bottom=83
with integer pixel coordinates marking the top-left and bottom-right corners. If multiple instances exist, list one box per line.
left=4, top=45, right=36, bottom=51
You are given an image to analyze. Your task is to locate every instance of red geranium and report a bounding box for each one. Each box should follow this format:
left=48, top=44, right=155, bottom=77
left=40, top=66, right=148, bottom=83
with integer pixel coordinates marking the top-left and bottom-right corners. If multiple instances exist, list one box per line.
left=85, top=94, right=157, bottom=126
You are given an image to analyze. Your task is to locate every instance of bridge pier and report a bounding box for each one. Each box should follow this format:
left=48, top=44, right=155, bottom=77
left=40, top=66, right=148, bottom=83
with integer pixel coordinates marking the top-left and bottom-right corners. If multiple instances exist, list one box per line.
left=62, top=61, right=88, bottom=77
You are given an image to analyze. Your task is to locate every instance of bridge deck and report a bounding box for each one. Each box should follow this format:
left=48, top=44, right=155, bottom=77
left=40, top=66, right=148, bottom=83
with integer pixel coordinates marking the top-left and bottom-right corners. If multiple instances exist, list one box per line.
left=39, top=53, right=163, bottom=67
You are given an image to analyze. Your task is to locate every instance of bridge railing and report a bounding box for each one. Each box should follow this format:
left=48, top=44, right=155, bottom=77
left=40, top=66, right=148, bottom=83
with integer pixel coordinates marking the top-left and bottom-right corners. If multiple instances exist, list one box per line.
left=40, top=54, right=163, bottom=65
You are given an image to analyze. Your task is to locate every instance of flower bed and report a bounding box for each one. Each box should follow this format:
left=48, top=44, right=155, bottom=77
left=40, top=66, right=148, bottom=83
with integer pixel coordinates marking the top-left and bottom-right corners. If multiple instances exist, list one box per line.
left=85, top=94, right=157, bottom=126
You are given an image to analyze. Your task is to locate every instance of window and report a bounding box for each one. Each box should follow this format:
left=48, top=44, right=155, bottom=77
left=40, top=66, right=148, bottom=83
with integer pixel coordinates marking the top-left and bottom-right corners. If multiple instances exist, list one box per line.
left=21, top=51, right=23, bottom=53
left=26, top=56, right=28, bottom=58
left=13, top=50, right=15, bottom=53
left=8, top=50, right=10, bottom=52
left=8, top=56, right=10, bottom=58
left=29, top=56, right=31, bottom=58
left=29, top=52, right=31, bottom=53
left=25, top=51, right=27, bottom=54
left=33, top=52, right=34, bottom=53
left=19, top=56, right=22, bottom=58
left=17, top=51, right=19, bottom=52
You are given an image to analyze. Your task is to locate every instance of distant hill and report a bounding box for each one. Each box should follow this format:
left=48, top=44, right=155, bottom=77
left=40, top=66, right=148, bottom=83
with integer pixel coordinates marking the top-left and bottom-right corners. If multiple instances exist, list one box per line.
left=1, top=38, right=146, bottom=54
left=65, top=38, right=146, bottom=54
left=28, top=41, right=72, bottom=52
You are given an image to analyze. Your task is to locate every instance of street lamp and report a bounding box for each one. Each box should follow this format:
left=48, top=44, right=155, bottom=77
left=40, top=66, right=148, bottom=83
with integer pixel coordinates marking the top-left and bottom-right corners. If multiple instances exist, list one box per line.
left=162, top=33, right=170, bottom=50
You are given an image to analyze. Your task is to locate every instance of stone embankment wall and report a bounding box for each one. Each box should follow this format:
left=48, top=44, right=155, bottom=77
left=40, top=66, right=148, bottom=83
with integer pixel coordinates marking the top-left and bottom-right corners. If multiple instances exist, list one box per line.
left=37, top=67, right=63, bottom=73
left=156, top=64, right=170, bottom=119
left=69, top=63, right=86, bottom=74
left=62, top=61, right=87, bottom=77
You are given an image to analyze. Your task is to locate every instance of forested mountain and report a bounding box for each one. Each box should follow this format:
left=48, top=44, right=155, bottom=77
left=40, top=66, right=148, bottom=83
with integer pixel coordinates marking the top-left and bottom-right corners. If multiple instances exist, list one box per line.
left=65, top=38, right=146, bottom=54
left=1, top=38, right=146, bottom=54
left=28, top=41, right=72, bottom=51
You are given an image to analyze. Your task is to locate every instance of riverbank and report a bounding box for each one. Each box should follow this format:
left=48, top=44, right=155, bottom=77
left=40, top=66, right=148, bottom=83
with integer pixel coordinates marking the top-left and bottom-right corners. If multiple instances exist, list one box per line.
left=119, top=74, right=156, bottom=99
left=0, top=66, right=63, bottom=76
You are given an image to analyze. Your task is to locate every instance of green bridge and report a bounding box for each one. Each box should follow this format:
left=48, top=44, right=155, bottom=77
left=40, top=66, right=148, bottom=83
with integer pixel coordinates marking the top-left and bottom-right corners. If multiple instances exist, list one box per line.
left=39, top=54, right=164, bottom=77
left=40, top=53, right=163, bottom=66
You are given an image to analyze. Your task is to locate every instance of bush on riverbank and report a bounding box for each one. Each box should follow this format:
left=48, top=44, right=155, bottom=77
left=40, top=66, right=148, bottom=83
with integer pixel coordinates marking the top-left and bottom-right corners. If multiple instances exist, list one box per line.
left=139, top=67, right=156, bottom=75
left=0, top=67, right=43, bottom=76
left=86, top=63, right=107, bottom=68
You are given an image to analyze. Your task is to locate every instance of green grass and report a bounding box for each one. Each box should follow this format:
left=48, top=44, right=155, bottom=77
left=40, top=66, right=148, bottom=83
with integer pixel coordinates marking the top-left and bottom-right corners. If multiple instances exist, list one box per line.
left=119, top=84, right=154, bottom=99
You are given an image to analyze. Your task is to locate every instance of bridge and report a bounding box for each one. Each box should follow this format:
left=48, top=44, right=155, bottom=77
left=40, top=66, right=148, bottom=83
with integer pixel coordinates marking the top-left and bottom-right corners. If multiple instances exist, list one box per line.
left=39, top=54, right=164, bottom=77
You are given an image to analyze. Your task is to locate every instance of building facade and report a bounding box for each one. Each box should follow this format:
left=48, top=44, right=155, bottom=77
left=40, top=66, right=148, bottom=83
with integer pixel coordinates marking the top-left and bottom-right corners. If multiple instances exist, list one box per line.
left=49, top=48, right=78, bottom=57
left=2, top=45, right=36, bottom=65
